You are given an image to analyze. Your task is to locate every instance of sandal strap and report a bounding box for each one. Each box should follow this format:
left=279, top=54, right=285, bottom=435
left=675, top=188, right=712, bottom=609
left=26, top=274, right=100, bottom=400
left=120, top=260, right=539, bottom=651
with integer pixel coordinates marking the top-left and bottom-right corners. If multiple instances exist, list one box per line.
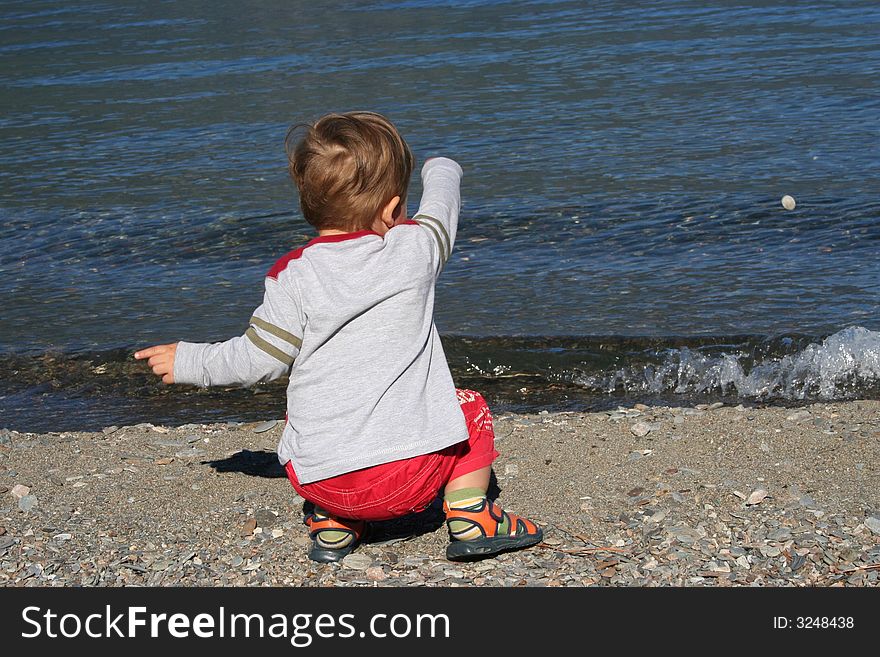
left=444, top=499, right=535, bottom=538
left=305, top=514, right=365, bottom=540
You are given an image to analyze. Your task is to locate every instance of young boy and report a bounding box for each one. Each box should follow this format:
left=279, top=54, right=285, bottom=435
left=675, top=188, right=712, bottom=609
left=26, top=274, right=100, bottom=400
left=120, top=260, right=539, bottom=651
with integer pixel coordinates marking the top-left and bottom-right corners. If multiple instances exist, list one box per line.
left=134, top=111, right=542, bottom=563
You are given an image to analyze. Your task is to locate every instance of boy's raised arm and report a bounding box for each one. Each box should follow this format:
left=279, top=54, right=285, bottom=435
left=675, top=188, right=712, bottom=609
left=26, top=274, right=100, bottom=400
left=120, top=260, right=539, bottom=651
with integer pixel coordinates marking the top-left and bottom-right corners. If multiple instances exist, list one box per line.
left=135, top=275, right=303, bottom=388
left=412, top=157, right=462, bottom=275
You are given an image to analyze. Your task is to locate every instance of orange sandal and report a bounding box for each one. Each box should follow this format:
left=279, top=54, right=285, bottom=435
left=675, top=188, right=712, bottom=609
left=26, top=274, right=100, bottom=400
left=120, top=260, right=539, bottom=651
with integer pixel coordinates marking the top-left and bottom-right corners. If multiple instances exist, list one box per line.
left=304, top=512, right=367, bottom=563
left=443, top=499, right=543, bottom=561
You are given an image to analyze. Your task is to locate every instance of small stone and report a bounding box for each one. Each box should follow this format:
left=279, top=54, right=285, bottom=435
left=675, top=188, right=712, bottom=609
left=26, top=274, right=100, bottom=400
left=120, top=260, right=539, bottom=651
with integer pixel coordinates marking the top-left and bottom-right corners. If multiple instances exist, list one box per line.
left=342, top=553, right=372, bottom=570
left=253, top=420, right=278, bottom=433
left=633, top=404, right=649, bottom=411
left=760, top=441, right=770, bottom=453
left=18, top=495, right=37, bottom=512
left=230, top=556, right=244, bottom=568
left=673, top=415, right=685, bottom=426
left=746, top=489, right=769, bottom=506
left=366, top=566, right=386, bottom=581
left=786, top=410, right=811, bottom=423
left=799, top=495, right=819, bottom=509
left=154, top=457, right=174, bottom=465
left=255, top=509, right=277, bottom=528
left=708, top=402, right=724, bottom=410
left=0, top=526, right=5, bottom=535
left=760, top=546, right=782, bottom=557
left=10, top=484, right=29, bottom=499
left=53, top=533, right=72, bottom=541
left=240, top=518, right=257, bottom=536
left=649, top=509, right=668, bottom=523
left=768, top=528, right=792, bottom=542
left=864, top=517, right=880, bottom=535
left=626, top=487, right=645, bottom=498
left=504, top=464, right=519, bottom=476
left=150, top=558, right=174, bottom=571
left=174, top=447, right=207, bottom=458
left=781, top=195, right=796, bottom=210
left=271, top=529, right=284, bottom=539
left=630, top=422, right=652, bottom=437
left=667, top=526, right=703, bottom=544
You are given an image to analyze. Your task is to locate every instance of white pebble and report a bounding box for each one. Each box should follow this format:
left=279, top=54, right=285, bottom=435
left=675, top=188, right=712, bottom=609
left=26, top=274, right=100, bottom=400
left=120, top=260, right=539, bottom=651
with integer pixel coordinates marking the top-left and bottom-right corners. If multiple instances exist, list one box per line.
left=781, top=195, right=796, bottom=210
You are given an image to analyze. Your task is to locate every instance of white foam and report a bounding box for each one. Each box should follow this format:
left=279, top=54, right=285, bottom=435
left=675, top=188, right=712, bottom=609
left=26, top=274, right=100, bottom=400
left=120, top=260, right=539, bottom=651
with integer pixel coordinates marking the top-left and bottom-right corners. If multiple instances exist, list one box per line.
left=577, top=326, right=880, bottom=401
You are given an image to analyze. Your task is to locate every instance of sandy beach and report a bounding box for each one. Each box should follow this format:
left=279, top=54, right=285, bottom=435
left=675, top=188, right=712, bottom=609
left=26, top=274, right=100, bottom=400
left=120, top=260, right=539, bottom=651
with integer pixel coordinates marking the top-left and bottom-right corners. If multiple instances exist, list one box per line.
left=1, top=400, right=878, bottom=587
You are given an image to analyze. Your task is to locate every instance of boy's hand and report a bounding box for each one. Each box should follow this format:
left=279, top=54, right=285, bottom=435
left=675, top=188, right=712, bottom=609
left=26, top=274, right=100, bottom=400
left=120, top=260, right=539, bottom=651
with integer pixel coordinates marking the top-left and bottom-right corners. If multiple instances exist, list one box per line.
left=134, top=343, right=178, bottom=384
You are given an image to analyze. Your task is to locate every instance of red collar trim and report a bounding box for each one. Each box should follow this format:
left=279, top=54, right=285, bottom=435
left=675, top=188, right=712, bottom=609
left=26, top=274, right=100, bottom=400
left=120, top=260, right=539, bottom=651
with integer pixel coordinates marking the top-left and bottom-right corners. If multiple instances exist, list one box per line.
left=266, top=229, right=381, bottom=279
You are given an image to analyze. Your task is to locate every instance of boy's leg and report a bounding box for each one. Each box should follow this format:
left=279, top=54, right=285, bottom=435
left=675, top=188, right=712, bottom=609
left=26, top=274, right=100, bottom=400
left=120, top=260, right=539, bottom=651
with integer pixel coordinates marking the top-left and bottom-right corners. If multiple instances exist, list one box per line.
left=284, top=462, right=367, bottom=563
left=304, top=507, right=367, bottom=563
left=442, top=390, right=542, bottom=561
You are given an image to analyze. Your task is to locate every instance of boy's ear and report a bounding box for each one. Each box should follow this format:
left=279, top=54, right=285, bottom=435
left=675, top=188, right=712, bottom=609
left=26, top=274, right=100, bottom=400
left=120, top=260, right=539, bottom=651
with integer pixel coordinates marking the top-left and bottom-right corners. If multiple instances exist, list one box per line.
left=380, top=195, right=402, bottom=228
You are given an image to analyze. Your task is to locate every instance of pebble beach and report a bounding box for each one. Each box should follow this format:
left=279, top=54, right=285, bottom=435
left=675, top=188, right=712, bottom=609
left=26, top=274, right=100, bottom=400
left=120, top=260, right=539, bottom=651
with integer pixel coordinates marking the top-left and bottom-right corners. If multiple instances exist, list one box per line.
left=1, top=400, right=878, bottom=587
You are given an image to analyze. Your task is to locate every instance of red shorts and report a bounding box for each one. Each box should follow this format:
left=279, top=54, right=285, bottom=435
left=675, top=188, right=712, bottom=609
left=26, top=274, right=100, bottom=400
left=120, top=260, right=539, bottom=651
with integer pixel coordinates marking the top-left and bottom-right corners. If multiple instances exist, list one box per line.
left=284, top=388, right=499, bottom=521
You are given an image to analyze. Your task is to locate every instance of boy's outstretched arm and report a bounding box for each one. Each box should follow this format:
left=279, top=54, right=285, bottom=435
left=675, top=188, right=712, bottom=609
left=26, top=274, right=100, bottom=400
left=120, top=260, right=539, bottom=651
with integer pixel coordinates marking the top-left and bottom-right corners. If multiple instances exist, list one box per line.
left=134, top=274, right=303, bottom=388
left=412, top=157, right=462, bottom=276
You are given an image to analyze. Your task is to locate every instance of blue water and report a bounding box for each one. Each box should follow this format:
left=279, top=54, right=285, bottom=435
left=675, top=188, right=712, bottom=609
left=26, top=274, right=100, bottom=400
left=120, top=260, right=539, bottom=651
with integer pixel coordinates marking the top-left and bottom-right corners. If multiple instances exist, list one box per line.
left=0, top=1, right=878, bottom=430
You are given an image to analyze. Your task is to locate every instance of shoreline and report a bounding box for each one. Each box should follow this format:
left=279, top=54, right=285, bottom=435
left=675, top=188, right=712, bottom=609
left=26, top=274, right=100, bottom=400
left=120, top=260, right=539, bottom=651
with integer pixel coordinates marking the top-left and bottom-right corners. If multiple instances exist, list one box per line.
left=1, top=400, right=878, bottom=587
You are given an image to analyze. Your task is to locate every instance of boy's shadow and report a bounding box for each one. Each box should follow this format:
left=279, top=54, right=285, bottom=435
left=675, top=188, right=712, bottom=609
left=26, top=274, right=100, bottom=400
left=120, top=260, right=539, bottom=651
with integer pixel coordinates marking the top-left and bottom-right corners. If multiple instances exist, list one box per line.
left=204, top=449, right=286, bottom=478
left=204, top=449, right=501, bottom=543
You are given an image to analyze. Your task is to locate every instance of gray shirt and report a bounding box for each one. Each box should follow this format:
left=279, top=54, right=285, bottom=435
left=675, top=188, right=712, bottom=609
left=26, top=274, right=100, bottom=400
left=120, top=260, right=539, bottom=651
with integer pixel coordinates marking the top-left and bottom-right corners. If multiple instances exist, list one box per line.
left=174, top=157, right=468, bottom=483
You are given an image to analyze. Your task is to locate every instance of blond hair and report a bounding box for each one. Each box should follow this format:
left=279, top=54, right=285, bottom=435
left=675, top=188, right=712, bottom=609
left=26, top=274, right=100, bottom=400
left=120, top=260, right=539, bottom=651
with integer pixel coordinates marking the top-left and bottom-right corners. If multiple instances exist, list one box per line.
left=286, top=111, right=415, bottom=231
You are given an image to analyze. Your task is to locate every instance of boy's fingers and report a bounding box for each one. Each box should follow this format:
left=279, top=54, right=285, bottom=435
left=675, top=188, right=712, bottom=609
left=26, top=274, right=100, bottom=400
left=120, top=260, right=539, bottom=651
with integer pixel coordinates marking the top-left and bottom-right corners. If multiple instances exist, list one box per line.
left=134, top=343, right=174, bottom=359
left=134, top=346, right=161, bottom=359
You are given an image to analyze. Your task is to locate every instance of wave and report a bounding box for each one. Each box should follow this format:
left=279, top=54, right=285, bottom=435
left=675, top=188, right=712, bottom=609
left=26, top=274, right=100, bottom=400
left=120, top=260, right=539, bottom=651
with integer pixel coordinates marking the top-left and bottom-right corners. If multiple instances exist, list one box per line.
left=572, top=326, right=880, bottom=401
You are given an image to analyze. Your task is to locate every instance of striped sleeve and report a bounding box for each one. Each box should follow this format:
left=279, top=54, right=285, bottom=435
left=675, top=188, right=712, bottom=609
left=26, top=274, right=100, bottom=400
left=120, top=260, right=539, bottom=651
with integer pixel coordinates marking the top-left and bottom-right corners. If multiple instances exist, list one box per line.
left=173, top=275, right=303, bottom=387
left=414, top=157, right=462, bottom=274
left=244, top=276, right=303, bottom=369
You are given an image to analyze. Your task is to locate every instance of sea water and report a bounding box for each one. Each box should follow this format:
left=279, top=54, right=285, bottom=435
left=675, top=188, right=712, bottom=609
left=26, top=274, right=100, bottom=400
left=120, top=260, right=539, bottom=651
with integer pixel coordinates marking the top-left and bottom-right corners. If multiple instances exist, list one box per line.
left=0, top=1, right=878, bottom=431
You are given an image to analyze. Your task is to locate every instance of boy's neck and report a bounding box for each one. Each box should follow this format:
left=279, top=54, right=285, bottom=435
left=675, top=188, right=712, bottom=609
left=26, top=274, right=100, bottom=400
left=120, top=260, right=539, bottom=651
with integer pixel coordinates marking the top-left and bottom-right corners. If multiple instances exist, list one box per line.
left=317, top=229, right=353, bottom=237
